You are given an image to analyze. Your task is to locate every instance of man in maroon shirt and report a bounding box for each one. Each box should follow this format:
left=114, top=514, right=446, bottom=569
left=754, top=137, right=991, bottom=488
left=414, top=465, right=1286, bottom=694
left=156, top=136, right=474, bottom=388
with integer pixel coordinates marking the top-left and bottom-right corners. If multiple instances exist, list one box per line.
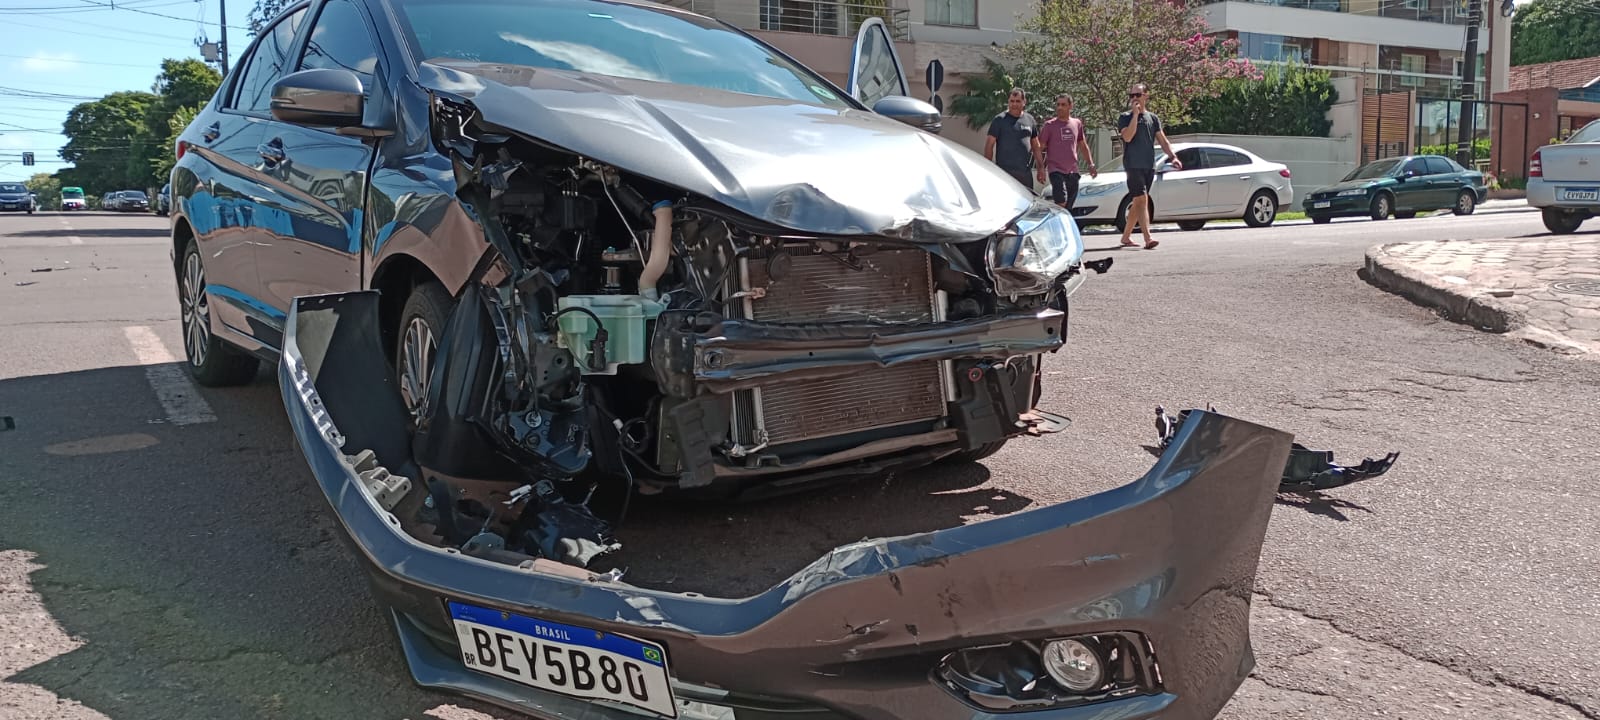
left=1035, top=94, right=1097, bottom=210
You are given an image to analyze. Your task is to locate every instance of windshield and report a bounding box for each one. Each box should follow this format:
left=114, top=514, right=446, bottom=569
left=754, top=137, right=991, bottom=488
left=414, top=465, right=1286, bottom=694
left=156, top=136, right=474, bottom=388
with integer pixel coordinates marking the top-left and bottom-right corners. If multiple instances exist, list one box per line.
left=1097, top=149, right=1161, bottom=174
left=0, top=183, right=25, bottom=194
left=124, top=191, right=147, bottom=199
left=1569, top=120, right=1600, bottom=144
left=62, top=188, right=84, bottom=199
left=393, top=0, right=852, bottom=108
left=1344, top=158, right=1401, bottom=181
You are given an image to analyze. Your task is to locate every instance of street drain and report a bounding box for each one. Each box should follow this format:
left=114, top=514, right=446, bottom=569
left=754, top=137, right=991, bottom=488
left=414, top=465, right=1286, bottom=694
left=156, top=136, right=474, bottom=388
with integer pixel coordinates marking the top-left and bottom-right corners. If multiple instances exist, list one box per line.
left=1551, top=280, right=1600, bottom=297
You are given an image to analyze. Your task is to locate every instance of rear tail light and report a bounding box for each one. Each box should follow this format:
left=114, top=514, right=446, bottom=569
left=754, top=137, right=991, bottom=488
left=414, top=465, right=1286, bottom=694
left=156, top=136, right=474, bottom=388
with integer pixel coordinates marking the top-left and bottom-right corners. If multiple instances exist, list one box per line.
left=1530, top=149, right=1542, bottom=177
left=176, top=140, right=190, bottom=162
left=1279, top=168, right=1292, bottom=178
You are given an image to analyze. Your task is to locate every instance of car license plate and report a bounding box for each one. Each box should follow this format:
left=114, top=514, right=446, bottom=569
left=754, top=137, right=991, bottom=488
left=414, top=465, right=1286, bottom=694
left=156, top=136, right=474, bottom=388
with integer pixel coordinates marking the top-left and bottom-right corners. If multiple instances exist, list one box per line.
left=449, top=601, right=677, bottom=718
left=1563, top=188, right=1599, bottom=202
left=1313, top=201, right=1331, bottom=208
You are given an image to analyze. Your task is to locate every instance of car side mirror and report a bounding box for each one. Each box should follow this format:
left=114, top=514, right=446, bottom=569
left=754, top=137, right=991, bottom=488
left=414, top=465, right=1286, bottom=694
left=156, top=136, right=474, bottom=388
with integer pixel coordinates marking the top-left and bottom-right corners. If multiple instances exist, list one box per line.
left=271, top=69, right=366, bottom=128
left=872, top=95, right=943, bottom=135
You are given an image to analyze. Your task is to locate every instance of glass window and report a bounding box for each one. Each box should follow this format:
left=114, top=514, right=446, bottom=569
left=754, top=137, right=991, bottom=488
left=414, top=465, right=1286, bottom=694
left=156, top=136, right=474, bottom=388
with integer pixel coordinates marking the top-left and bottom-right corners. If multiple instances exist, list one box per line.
left=1402, top=158, right=1430, bottom=176
left=1203, top=148, right=1251, bottom=168
left=926, top=0, right=976, bottom=27
left=1346, top=158, right=1401, bottom=180
left=392, top=0, right=852, bottom=108
left=1568, top=120, right=1600, bottom=144
left=1399, top=53, right=1427, bottom=87
left=1174, top=147, right=1206, bottom=170
left=1424, top=156, right=1454, bottom=174
left=232, top=8, right=309, bottom=113
left=0, top=183, right=26, bottom=193
left=298, top=0, right=380, bottom=91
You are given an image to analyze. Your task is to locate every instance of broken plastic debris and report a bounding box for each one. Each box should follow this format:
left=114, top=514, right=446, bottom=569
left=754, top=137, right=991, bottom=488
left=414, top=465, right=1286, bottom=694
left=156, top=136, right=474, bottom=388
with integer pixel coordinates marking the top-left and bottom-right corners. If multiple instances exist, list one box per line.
left=1153, top=405, right=1399, bottom=493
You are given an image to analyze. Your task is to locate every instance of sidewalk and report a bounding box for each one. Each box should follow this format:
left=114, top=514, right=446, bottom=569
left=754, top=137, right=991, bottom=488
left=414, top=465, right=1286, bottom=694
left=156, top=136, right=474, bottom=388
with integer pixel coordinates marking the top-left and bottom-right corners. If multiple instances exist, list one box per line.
left=1364, top=235, right=1600, bottom=356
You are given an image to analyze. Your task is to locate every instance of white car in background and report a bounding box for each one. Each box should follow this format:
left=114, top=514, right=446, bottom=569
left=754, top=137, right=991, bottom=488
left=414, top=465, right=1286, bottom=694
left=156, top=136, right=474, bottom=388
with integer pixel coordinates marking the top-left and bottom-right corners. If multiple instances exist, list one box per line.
left=1528, top=119, right=1600, bottom=234
left=1072, top=142, right=1294, bottom=231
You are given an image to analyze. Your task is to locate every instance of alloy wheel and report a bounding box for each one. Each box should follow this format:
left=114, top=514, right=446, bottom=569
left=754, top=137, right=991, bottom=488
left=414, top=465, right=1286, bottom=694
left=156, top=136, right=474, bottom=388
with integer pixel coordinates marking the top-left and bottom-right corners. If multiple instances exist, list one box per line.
left=181, top=252, right=210, bottom=367
left=1252, top=195, right=1275, bottom=224
left=398, top=316, right=436, bottom=422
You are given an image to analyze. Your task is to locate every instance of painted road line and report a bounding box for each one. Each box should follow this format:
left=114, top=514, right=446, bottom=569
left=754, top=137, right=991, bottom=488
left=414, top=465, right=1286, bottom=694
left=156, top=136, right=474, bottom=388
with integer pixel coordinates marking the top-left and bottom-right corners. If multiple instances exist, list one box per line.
left=122, top=325, right=216, bottom=425
left=57, top=217, right=81, bottom=244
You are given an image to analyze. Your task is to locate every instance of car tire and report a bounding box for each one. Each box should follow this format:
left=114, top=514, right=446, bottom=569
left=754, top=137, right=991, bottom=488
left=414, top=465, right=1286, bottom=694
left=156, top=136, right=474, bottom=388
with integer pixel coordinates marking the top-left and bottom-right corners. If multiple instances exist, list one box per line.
left=1243, top=190, right=1278, bottom=227
left=941, top=440, right=1008, bottom=465
left=179, top=240, right=260, bottom=386
left=1310, top=215, right=1331, bottom=224
left=1369, top=193, right=1392, bottom=220
left=1542, top=208, right=1586, bottom=235
left=1176, top=220, right=1206, bottom=231
left=1394, top=210, right=1417, bottom=219
left=396, top=280, right=454, bottom=425
left=1453, top=190, right=1476, bottom=216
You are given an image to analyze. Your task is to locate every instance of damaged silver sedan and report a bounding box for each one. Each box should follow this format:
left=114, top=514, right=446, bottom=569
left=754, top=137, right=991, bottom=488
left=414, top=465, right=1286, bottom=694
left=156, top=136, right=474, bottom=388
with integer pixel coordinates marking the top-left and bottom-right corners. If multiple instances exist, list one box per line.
left=168, top=0, right=1291, bottom=717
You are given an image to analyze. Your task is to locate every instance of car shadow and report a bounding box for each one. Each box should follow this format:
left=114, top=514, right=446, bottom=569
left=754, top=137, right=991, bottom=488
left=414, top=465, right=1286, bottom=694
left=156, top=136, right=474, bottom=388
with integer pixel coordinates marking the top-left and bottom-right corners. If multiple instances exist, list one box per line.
left=1273, top=491, right=1375, bottom=522
left=11, top=227, right=169, bottom=239
left=0, top=363, right=1038, bottom=720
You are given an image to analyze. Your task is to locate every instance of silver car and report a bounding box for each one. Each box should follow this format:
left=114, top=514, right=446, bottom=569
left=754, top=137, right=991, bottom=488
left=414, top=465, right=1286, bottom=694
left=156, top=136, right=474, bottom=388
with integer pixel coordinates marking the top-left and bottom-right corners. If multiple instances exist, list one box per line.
left=1528, top=119, right=1599, bottom=234
left=1073, top=142, right=1295, bottom=231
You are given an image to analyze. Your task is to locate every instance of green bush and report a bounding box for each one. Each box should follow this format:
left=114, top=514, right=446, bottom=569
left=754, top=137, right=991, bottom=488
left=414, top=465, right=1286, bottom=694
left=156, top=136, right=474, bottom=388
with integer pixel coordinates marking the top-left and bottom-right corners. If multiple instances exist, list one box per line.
left=1417, top=138, right=1490, bottom=160
left=1170, top=61, right=1336, bottom=138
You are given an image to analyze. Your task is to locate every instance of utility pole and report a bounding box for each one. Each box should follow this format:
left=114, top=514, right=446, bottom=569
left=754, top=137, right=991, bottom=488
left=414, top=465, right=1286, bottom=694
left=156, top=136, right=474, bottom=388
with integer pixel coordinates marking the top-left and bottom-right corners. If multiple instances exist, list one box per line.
left=1455, top=0, right=1483, bottom=168
left=220, top=0, right=233, bottom=76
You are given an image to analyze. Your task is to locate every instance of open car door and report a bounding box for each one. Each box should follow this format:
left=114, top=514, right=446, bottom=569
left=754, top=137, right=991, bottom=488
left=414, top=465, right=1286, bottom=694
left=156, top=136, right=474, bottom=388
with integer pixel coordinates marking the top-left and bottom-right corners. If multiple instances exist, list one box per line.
left=848, top=17, right=942, bottom=133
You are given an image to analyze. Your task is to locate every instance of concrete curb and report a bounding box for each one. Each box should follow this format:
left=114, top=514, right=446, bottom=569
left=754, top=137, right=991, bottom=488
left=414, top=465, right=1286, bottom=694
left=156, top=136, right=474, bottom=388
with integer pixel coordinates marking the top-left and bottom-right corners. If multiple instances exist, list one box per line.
left=1362, top=244, right=1526, bottom=334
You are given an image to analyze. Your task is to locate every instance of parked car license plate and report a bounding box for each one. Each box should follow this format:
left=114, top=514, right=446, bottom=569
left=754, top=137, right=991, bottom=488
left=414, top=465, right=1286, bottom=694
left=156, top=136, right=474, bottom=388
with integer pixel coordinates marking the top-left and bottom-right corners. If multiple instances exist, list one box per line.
left=1313, top=201, right=1331, bottom=208
left=1562, top=188, right=1599, bottom=202
left=448, top=601, right=677, bottom=718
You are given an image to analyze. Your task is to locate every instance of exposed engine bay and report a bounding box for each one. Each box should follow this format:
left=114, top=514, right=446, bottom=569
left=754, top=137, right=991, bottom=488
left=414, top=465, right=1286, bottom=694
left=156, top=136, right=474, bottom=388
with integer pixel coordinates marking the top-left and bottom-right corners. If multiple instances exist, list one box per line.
left=380, top=103, right=1098, bottom=573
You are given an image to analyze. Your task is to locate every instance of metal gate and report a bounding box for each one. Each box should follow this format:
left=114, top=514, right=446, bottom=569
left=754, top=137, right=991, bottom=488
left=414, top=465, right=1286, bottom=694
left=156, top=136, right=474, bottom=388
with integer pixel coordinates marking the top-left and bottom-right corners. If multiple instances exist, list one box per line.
left=1415, top=97, right=1531, bottom=180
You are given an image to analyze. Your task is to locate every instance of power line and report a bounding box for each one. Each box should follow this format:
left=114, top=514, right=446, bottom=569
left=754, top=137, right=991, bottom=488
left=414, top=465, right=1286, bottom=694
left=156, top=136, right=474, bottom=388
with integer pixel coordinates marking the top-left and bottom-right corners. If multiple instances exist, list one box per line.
left=0, top=52, right=169, bottom=68
left=67, top=0, right=250, bottom=30
left=0, top=15, right=198, bottom=46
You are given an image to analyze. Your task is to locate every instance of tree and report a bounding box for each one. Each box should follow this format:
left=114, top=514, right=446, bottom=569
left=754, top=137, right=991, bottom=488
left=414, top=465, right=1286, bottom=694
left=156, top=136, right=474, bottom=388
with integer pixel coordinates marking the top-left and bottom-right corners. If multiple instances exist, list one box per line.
left=1171, top=62, right=1337, bottom=137
left=1511, top=0, right=1600, bottom=66
left=151, top=105, right=201, bottom=185
left=136, top=59, right=222, bottom=186
left=24, top=173, right=61, bottom=210
left=248, top=0, right=296, bottom=34
left=951, top=57, right=1027, bottom=131
left=1006, top=0, right=1258, bottom=133
left=61, top=91, right=158, bottom=191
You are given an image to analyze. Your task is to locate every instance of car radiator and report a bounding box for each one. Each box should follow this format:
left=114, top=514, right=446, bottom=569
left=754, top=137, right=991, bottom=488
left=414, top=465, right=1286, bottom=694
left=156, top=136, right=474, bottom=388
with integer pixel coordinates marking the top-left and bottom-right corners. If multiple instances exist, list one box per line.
left=734, top=247, right=949, bottom=448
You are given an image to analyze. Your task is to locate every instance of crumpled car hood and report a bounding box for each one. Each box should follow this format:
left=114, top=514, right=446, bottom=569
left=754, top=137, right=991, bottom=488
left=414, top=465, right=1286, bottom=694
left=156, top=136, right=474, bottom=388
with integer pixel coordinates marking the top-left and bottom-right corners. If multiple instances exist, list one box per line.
left=417, top=62, right=1033, bottom=242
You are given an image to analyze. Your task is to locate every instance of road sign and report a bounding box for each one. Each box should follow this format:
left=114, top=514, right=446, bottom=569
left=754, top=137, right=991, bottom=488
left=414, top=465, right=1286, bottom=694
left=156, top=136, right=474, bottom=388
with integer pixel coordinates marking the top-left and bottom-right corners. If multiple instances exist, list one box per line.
left=925, top=59, right=944, bottom=93
left=932, top=95, right=945, bottom=114
left=21, top=152, right=33, bottom=166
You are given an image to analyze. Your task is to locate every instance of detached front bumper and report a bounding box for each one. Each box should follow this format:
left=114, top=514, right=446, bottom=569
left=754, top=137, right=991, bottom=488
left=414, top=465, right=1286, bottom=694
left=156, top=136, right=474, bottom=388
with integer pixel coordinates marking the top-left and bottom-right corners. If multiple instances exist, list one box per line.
left=280, top=293, right=1291, bottom=720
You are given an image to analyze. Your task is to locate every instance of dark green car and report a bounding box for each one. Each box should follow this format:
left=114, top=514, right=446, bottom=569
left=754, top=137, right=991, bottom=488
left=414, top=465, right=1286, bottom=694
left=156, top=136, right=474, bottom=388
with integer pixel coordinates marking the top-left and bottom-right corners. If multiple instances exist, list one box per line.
left=1303, top=154, right=1487, bottom=223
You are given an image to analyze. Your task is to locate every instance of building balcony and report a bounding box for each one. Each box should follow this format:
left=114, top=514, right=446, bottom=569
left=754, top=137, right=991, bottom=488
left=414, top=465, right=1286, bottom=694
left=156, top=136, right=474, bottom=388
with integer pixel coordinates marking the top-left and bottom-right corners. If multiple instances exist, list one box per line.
left=661, top=0, right=911, bottom=40
left=1231, top=0, right=1475, bottom=26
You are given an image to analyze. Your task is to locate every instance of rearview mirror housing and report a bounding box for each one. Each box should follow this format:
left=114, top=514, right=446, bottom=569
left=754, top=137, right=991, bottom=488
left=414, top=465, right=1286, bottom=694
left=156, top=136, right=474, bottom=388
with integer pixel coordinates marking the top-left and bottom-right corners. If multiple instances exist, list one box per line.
left=271, top=69, right=365, bottom=128
left=873, top=95, right=943, bottom=135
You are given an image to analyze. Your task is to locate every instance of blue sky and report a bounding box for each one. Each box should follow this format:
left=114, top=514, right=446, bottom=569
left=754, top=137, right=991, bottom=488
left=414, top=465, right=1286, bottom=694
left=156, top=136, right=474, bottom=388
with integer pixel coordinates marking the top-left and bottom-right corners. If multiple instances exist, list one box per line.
left=0, top=0, right=258, bottom=183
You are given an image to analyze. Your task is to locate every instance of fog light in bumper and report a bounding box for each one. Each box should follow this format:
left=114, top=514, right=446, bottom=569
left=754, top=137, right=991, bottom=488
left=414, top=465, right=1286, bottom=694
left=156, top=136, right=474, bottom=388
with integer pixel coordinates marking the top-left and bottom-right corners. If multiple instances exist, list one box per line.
left=1042, top=639, right=1104, bottom=692
left=936, top=633, right=1160, bottom=711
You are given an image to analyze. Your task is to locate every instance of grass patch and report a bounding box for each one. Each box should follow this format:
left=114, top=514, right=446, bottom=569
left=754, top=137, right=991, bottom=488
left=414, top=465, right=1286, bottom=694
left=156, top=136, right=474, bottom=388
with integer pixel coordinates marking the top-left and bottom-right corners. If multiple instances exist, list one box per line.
left=1277, top=211, right=1306, bottom=222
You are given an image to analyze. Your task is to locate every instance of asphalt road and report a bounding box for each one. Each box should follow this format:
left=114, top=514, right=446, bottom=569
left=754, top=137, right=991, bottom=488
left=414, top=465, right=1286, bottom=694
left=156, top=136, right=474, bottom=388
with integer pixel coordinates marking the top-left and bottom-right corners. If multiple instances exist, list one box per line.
left=1, top=208, right=1594, bottom=720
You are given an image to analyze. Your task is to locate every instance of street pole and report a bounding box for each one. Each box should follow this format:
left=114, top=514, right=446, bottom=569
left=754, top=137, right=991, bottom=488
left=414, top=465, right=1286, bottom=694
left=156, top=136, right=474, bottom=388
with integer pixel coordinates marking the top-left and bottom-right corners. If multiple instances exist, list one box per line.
left=1455, top=0, right=1483, bottom=168
left=218, top=0, right=230, bottom=76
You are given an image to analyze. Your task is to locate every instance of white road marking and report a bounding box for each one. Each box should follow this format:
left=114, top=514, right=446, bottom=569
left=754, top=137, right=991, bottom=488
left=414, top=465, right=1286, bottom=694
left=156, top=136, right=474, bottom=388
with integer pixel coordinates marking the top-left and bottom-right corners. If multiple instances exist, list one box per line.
left=67, top=236, right=82, bottom=245
left=123, top=325, right=216, bottom=425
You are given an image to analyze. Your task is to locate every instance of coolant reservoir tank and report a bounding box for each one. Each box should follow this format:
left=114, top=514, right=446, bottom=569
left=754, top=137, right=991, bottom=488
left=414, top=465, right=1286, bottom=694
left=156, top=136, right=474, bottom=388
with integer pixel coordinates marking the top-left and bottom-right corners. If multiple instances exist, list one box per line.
left=555, top=295, right=666, bottom=375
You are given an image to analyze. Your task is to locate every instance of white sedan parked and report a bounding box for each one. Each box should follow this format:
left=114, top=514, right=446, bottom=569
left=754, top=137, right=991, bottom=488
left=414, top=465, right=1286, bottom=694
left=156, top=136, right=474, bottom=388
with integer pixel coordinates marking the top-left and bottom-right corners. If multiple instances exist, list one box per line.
left=1527, top=119, right=1599, bottom=234
left=1071, top=142, right=1294, bottom=230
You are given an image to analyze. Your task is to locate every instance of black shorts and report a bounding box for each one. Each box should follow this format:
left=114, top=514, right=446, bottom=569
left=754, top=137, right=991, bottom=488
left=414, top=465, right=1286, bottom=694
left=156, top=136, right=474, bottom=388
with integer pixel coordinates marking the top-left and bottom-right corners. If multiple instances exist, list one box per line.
left=1126, top=168, right=1156, bottom=197
left=1001, top=165, right=1033, bottom=189
left=1049, top=171, right=1081, bottom=208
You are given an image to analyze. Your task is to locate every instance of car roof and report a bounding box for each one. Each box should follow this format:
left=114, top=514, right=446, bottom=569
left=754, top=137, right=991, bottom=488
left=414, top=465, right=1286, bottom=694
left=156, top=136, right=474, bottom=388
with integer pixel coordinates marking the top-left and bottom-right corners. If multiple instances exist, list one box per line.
left=1171, top=142, right=1262, bottom=158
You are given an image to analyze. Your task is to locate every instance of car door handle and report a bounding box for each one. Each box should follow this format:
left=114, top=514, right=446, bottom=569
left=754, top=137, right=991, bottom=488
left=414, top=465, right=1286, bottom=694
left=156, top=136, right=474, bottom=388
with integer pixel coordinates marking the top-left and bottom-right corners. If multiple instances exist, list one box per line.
left=1194, top=179, right=1207, bottom=184
left=257, top=139, right=286, bottom=166
left=202, top=122, right=221, bottom=143
left=1239, top=175, right=1251, bottom=180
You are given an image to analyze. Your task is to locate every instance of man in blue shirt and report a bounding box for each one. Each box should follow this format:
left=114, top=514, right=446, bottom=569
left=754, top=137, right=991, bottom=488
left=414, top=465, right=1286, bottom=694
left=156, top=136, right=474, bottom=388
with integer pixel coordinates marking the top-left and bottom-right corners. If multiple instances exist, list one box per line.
left=984, top=88, right=1042, bottom=190
left=1116, top=83, right=1181, bottom=250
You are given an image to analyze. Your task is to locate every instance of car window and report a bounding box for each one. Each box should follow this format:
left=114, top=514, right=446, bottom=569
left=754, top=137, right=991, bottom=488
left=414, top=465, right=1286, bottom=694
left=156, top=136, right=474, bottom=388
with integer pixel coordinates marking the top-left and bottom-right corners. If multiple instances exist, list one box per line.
left=1174, top=147, right=1205, bottom=170
left=231, top=8, right=309, bottom=113
left=298, top=0, right=380, bottom=93
left=0, top=183, right=26, bottom=193
left=126, top=191, right=148, bottom=199
left=1568, top=121, right=1600, bottom=144
left=1424, top=157, right=1454, bottom=175
left=390, top=0, right=853, bottom=109
left=1203, top=148, right=1251, bottom=168
left=1401, top=158, right=1429, bottom=176
left=1345, top=158, right=1400, bottom=181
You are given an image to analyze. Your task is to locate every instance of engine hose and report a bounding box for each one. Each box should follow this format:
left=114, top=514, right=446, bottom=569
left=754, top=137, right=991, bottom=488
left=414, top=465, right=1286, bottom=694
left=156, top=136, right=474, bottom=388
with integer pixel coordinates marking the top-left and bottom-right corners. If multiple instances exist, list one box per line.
left=639, top=201, right=673, bottom=300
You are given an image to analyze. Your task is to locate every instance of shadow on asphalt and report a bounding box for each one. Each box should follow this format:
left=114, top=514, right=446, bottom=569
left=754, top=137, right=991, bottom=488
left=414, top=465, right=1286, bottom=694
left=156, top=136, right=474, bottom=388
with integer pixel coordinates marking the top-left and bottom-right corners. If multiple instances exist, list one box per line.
left=0, top=363, right=1030, bottom=719
left=1273, top=491, right=1375, bottom=522
left=10, top=227, right=169, bottom=239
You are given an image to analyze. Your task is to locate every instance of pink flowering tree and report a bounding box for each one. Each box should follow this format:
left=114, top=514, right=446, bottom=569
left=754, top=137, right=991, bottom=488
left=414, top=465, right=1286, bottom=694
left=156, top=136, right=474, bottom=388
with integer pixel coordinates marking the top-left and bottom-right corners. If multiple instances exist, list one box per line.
left=1006, top=0, right=1260, bottom=133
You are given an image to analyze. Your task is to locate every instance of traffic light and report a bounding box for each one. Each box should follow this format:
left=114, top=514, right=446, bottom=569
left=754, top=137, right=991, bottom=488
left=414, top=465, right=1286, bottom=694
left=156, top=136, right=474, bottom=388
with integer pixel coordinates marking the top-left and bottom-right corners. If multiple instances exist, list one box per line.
left=21, top=152, right=34, bottom=166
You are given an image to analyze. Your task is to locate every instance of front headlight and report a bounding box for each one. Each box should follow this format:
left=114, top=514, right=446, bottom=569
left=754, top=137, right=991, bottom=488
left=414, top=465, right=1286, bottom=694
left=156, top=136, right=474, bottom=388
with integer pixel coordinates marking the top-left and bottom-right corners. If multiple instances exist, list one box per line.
left=1337, top=188, right=1367, bottom=197
left=988, top=201, right=1085, bottom=297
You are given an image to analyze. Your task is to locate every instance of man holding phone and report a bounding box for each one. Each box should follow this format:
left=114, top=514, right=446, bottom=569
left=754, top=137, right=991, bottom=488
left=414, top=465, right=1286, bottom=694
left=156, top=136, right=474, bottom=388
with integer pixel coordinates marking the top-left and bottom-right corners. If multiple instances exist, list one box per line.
left=1116, top=83, right=1181, bottom=250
